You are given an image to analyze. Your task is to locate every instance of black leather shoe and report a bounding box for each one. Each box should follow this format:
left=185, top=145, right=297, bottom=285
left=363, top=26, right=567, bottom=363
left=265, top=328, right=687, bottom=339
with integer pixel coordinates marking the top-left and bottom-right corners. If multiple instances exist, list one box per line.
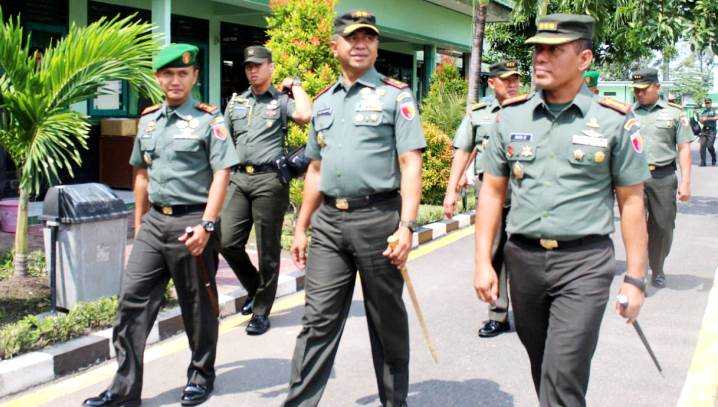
left=240, top=296, right=254, bottom=315
left=82, top=390, right=140, bottom=406
left=181, top=383, right=212, bottom=406
left=246, top=315, right=270, bottom=335
left=652, top=273, right=666, bottom=288
left=478, top=320, right=510, bottom=338
left=700, top=162, right=707, bottom=167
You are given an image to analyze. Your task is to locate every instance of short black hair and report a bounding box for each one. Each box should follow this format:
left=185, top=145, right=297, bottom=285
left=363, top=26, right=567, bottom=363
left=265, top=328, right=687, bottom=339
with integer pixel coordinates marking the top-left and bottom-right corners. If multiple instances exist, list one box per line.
left=573, top=39, right=593, bottom=53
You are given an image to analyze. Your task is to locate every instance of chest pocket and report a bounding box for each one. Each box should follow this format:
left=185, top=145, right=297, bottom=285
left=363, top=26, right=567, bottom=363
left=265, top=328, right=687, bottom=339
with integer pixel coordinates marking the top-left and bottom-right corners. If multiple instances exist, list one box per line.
left=173, top=138, right=203, bottom=153
left=655, top=119, right=674, bottom=129
left=506, top=141, right=537, bottom=163
left=567, top=137, right=609, bottom=167
left=314, top=110, right=334, bottom=132
left=353, top=112, right=383, bottom=127
left=231, top=105, right=249, bottom=134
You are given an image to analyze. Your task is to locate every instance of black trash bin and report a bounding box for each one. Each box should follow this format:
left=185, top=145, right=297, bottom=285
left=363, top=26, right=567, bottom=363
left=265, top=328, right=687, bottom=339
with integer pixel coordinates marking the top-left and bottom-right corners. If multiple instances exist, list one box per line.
left=42, top=183, right=130, bottom=310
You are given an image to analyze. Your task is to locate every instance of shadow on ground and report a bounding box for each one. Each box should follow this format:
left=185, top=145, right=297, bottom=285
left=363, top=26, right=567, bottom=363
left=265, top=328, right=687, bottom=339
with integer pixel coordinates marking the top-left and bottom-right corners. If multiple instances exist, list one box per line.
left=356, top=378, right=514, bottom=407
left=678, top=196, right=718, bottom=216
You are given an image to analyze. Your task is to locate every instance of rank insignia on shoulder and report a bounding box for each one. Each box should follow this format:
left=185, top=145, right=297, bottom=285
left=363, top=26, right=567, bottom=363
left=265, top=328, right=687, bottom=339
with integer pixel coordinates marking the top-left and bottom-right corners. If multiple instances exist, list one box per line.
left=472, top=102, right=487, bottom=111
left=381, top=77, right=409, bottom=89
left=196, top=102, right=219, bottom=114
left=501, top=94, right=530, bottom=107
left=141, top=104, right=161, bottom=115
left=599, top=97, right=631, bottom=115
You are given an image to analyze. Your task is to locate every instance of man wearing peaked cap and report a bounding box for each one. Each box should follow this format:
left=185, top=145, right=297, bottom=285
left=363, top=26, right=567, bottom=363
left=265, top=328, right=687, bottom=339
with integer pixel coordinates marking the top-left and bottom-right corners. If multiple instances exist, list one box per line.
left=475, top=14, right=650, bottom=407
left=83, top=43, right=238, bottom=407
left=699, top=96, right=717, bottom=165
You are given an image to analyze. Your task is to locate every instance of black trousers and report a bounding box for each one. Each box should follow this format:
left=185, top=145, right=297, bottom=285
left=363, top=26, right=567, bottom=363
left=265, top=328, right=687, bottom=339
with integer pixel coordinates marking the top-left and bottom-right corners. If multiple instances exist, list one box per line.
left=110, top=208, right=219, bottom=400
left=505, top=236, right=614, bottom=407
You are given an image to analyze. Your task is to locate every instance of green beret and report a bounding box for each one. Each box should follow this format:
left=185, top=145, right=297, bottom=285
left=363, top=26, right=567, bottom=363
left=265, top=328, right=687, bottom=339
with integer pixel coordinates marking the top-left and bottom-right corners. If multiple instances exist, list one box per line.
left=153, top=43, right=198, bottom=72
left=583, top=70, right=599, bottom=87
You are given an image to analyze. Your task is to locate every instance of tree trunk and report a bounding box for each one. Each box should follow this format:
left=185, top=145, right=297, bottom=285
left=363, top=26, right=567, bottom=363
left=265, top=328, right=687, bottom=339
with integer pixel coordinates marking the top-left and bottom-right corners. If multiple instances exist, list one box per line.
left=13, top=187, right=29, bottom=277
left=467, top=0, right=488, bottom=110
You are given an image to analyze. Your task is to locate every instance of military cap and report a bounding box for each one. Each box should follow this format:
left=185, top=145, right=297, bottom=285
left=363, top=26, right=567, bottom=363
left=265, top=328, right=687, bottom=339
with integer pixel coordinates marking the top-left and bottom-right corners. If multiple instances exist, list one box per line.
left=153, top=43, right=198, bottom=72
left=244, top=45, right=272, bottom=64
left=489, top=61, right=521, bottom=78
left=583, top=70, right=600, bottom=87
left=334, top=10, right=380, bottom=36
left=526, top=14, right=595, bottom=45
left=631, top=68, right=659, bottom=89
left=705, top=97, right=713, bottom=103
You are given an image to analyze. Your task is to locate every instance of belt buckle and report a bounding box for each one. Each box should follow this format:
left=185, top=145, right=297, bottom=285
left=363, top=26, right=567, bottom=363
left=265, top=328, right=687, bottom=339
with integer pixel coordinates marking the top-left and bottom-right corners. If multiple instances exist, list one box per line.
left=335, top=198, right=349, bottom=210
left=246, top=165, right=254, bottom=174
left=161, top=206, right=173, bottom=215
left=649, top=164, right=656, bottom=171
left=540, top=239, right=558, bottom=250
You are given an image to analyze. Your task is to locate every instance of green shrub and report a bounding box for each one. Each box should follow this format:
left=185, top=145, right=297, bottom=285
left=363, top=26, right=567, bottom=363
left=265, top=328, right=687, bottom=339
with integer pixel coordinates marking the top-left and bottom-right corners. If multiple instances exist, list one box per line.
left=420, top=63, right=468, bottom=136
left=0, top=250, right=46, bottom=281
left=421, top=122, right=453, bottom=205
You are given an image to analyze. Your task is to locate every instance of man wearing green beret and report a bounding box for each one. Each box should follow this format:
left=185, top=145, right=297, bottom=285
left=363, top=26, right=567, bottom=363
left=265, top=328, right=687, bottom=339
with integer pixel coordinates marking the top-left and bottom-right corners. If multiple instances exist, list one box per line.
left=699, top=97, right=717, bottom=166
left=475, top=14, right=649, bottom=406
left=583, top=70, right=599, bottom=94
left=284, top=10, right=425, bottom=407
left=631, top=68, right=693, bottom=288
left=83, top=43, right=238, bottom=407
left=220, top=45, right=312, bottom=336
left=444, top=60, right=523, bottom=338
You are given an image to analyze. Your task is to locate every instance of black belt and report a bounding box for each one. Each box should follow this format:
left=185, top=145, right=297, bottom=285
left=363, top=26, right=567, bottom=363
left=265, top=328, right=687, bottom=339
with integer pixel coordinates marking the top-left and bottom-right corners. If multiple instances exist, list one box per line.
left=323, top=190, right=399, bottom=211
left=152, top=203, right=205, bottom=216
left=649, top=161, right=676, bottom=178
left=510, top=234, right=608, bottom=250
left=236, top=163, right=275, bottom=174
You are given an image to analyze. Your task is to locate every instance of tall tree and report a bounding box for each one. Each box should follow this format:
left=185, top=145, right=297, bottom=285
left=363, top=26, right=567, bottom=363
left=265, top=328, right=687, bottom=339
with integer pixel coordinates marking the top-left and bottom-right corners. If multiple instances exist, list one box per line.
left=466, top=0, right=489, bottom=108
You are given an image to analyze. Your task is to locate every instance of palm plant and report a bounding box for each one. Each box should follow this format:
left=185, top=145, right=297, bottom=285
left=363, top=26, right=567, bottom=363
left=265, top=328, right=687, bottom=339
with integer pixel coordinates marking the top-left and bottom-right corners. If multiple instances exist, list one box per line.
left=0, top=10, right=162, bottom=275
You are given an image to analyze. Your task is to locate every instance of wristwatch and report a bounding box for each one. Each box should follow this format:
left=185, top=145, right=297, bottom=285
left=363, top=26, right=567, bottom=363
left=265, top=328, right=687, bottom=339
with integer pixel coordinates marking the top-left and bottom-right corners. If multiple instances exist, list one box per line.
left=399, top=220, right=418, bottom=233
left=292, top=77, right=302, bottom=88
left=201, top=220, right=216, bottom=233
left=623, top=274, right=646, bottom=292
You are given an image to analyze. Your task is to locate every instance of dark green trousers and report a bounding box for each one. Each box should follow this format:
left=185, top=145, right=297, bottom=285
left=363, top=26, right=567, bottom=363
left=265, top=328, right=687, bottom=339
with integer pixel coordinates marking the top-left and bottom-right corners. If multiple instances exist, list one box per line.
left=644, top=173, right=677, bottom=278
left=284, top=197, right=409, bottom=407
left=488, top=207, right=510, bottom=323
left=220, top=171, right=289, bottom=316
left=110, top=208, right=219, bottom=400
left=505, top=236, right=614, bottom=407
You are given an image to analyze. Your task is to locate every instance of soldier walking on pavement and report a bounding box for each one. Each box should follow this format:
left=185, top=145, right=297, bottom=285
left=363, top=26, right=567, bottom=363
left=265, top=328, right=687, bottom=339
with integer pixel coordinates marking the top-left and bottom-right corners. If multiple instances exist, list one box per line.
left=82, top=44, right=239, bottom=407
left=631, top=68, right=693, bottom=288
left=443, top=61, right=522, bottom=338
left=221, top=45, right=312, bottom=335
left=284, top=10, right=426, bottom=407
left=475, top=15, right=649, bottom=406
left=699, top=97, right=717, bottom=166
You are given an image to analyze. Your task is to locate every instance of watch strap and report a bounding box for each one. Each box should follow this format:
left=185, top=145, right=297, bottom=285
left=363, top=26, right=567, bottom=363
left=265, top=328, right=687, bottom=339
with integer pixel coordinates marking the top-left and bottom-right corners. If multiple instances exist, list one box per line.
left=623, top=274, right=646, bottom=292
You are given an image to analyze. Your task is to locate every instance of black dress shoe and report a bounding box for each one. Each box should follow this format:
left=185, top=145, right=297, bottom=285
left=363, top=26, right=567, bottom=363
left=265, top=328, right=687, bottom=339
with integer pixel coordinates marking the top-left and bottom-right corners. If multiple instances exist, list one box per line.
left=478, top=320, right=510, bottom=338
left=181, top=383, right=212, bottom=406
left=240, top=296, right=254, bottom=315
left=652, top=273, right=666, bottom=288
left=82, top=390, right=140, bottom=407
left=246, top=315, right=270, bottom=335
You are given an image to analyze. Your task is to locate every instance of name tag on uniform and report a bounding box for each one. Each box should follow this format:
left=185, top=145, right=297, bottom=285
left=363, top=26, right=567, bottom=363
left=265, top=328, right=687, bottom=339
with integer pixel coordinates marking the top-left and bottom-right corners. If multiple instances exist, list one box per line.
left=572, top=134, right=608, bottom=148
left=173, top=132, right=199, bottom=139
left=356, top=102, right=383, bottom=112
left=317, top=107, right=332, bottom=116
left=510, top=133, right=533, bottom=142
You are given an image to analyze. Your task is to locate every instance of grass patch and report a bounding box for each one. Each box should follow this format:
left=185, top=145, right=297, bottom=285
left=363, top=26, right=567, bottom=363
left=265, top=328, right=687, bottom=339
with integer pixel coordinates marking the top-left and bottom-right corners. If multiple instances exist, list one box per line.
left=0, top=250, right=47, bottom=281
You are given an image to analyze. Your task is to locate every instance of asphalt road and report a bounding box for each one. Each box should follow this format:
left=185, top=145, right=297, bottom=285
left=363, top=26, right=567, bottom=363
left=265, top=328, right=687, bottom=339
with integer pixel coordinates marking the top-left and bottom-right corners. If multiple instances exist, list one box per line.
left=3, top=149, right=717, bottom=407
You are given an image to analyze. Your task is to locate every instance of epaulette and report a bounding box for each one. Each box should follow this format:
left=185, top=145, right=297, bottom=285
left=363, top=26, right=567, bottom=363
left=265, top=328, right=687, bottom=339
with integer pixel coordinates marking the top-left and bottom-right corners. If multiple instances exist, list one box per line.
left=141, top=104, right=161, bottom=115
left=599, top=97, right=631, bottom=115
left=313, top=84, right=333, bottom=100
left=471, top=102, right=487, bottom=111
left=381, top=77, right=409, bottom=89
left=668, top=102, right=682, bottom=110
left=195, top=102, right=219, bottom=114
left=501, top=94, right=529, bottom=107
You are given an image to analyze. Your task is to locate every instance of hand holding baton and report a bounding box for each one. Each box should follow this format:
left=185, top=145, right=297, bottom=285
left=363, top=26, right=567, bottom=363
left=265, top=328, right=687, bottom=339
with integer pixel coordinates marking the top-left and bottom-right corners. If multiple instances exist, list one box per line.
left=617, top=294, right=664, bottom=377
left=185, top=226, right=220, bottom=317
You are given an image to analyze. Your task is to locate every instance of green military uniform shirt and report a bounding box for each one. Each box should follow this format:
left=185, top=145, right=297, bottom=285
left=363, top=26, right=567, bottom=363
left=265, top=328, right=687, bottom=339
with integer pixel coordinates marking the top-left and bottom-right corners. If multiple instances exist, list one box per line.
left=701, top=107, right=717, bottom=134
left=225, top=86, right=296, bottom=165
left=130, top=97, right=240, bottom=205
left=305, top=68, right=426, bottom=197
left=483, top=86, right=650, bottom=240
left=453, top=99, right=502, bottom=174
left=633, top=99, right=694, bottom=166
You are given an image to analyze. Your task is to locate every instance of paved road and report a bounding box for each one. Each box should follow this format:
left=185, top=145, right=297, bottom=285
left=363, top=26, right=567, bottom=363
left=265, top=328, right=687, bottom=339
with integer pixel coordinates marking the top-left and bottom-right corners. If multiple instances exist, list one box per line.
left=4, top=149, right=717, bottom=407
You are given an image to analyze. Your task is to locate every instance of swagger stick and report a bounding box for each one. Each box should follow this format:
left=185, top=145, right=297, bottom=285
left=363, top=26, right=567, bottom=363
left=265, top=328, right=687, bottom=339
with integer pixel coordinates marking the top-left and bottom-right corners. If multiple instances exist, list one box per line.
left=388, top=235, right=439, bottom=363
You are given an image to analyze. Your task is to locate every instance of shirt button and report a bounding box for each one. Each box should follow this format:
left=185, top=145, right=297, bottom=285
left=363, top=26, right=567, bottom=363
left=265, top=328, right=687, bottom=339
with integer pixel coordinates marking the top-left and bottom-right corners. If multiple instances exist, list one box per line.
left=542, top=211, right=549, bottom=218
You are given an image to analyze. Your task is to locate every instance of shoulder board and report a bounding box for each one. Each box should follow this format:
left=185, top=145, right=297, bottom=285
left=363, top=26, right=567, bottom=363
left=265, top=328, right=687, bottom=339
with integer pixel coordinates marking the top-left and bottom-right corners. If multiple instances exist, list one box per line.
left=141, top=104, right=161, bottom=115
left=471, top=102, right=487, bottom=111
left=313, top=84, right=333, bottom=100
left=668, top=102, right=682, bottom=110
left=195, top=102, right=219, bottom=114
left=381, top=77, right=409, bottom=89
left=501, top=94, right=529, bottom=107
left=598, top=97, right=631, bottom=115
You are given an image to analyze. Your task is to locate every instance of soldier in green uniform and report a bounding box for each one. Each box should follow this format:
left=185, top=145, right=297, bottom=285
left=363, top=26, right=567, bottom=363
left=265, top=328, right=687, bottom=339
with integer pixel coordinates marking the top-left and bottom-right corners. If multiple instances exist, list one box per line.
left=221, top=45, right=312, bottom=335
left=631, top=68, right=693, bottom=288
left=443, top=61, right=522, bottom=338
left=475, top=15, right=649, bottom=406
left=284, top=10, right=425, bottom=407
left=699, top=97, right=717, bottom=166
left=83, top=44, right=238, bottom=407
left=583, top=70, right=600, bottom=94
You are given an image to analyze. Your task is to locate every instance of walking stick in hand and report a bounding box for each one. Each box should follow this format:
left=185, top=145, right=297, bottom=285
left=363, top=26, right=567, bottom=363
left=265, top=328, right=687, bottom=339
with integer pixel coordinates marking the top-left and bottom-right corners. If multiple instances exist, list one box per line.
left=387, top=235, right=439, bottom=364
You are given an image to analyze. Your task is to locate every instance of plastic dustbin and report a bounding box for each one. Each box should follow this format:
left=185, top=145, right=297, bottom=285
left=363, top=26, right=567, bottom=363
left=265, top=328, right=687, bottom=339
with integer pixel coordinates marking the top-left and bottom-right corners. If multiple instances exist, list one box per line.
left=42, top=183, right=130, bottom=310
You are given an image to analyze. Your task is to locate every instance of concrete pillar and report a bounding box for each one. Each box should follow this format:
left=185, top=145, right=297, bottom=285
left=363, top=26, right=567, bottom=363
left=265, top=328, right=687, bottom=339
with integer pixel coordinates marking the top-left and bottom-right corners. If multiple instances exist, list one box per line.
left=412, top=52, right=419, bottom=96
left=152, top=0, right=171, bottom=45
left=422, top=44, right=437, bottom=94
left=208, top=16, right=221, bottom=107
left=462, top=52, right=471, bottom=80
